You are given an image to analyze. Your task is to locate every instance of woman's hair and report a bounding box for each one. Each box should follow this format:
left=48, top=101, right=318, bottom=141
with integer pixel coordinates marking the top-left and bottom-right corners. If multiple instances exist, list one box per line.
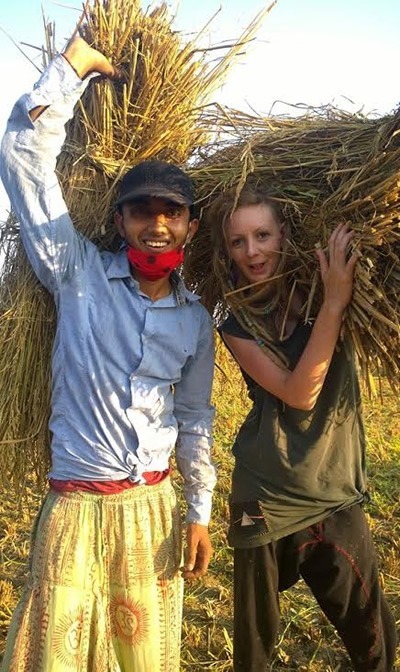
left=204, top=184, right=302, bottom=359
left=224, top=187, right=284, bottom=229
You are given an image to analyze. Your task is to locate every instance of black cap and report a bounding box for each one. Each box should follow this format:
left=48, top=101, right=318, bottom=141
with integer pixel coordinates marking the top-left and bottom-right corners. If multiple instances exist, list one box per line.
left=115, top=160, right=195, bottom=207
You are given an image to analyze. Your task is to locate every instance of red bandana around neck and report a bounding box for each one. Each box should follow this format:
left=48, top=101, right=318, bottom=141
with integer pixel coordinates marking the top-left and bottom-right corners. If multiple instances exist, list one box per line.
left=126, top=245, right=184, bottom=280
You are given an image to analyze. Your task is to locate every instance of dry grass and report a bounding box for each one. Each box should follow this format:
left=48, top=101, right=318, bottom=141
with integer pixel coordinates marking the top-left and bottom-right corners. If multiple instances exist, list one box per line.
left=185, top=108, right=400, bottom=391
left=0, top=342, right=399, bottom=670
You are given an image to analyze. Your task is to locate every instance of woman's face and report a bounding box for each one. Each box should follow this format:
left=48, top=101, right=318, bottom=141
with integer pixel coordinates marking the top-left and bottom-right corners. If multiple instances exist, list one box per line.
left=226, top=203, right=285, bottom=285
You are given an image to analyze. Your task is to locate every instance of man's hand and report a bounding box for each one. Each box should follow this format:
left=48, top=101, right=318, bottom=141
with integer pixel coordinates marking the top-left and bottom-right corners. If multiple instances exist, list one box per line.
left=29, top=37, right=121, bottom=123
left=182, top=523, right=213, bottom=580
left=63, top=36, right=121, bottom=80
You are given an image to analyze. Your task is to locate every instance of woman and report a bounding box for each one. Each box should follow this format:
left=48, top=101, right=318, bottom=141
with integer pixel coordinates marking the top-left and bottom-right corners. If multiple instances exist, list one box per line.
left=217, top=187, right=397, bottom=671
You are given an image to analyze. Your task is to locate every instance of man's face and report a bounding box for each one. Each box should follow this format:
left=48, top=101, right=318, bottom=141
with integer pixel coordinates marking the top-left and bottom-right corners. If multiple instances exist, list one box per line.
left=114, top=196, right=198, bottom=252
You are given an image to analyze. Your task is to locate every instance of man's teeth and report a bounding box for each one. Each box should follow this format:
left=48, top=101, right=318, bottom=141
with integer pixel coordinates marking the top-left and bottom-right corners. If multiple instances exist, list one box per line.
left=145, top=240, right=168, bottom=248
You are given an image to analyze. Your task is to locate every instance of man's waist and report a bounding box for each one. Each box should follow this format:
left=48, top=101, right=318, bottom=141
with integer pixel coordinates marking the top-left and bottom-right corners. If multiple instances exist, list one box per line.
left=49, top=440, right=172, bottom=482
left=50, top=468, right=171, bottom=494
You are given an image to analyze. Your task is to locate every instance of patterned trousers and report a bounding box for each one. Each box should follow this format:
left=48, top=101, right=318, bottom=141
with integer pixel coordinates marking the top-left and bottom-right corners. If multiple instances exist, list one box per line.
left=1, top=478, right=183, bottom=672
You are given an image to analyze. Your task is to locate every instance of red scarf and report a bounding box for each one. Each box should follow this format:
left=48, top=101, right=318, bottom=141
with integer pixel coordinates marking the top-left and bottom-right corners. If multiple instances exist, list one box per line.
left=127, top=245, right=184, bottom=280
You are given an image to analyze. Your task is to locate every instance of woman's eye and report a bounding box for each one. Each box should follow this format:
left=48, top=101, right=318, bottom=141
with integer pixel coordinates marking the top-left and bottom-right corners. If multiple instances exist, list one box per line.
left=258, top=231, right=270, bottom=239
left=230, top=239, right=242, bottom=248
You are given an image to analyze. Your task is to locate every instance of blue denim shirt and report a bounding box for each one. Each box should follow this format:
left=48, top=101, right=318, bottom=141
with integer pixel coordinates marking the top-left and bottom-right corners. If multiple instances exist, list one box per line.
left=0, top=55, right=216, bottom=524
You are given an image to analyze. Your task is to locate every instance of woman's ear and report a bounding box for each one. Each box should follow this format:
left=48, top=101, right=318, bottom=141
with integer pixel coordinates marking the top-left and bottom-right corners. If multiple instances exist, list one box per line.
left=279, top=222, right=287, bottom=242
left=114, top=210, right=125, bottom=238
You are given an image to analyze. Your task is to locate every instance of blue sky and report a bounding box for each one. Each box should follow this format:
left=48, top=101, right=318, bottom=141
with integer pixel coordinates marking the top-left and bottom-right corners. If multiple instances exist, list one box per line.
left=0, top=0, right=399, bottom=216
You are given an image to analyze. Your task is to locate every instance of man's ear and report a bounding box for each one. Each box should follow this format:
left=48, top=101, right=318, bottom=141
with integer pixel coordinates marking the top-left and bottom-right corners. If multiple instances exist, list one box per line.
left=186, top=218, right=199, bottom=244
left=114, top=210, right=125, bottom=238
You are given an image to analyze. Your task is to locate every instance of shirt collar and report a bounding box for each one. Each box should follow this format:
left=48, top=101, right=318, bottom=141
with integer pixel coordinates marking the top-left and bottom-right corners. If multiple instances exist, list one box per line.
left=104, top=249, right=131, bottom=280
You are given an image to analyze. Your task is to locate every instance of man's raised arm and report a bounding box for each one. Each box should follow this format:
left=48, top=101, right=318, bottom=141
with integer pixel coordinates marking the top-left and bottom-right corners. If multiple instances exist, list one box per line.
left=0, top=38, right=118, bottom=293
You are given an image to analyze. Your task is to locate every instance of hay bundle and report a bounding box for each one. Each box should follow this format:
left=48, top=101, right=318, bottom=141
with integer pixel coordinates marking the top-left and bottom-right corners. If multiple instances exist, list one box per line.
left=0, top=0, right=275, bottom=487
left=57, top=0, right=275, bottom=244
left=185, top=107, right=400, bottom=388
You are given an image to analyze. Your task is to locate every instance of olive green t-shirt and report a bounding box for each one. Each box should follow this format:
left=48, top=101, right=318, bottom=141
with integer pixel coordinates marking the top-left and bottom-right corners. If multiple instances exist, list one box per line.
left=221, top=314, right=367, bottom=548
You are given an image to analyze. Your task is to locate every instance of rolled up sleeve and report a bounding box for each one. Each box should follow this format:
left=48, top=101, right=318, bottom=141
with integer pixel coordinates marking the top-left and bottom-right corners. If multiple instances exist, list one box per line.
left=174, top=310, right=216, bottom=525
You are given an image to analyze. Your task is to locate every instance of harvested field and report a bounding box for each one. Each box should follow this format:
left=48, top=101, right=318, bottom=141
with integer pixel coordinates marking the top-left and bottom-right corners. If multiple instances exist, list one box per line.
left=1, top=343, right=399, bottom=671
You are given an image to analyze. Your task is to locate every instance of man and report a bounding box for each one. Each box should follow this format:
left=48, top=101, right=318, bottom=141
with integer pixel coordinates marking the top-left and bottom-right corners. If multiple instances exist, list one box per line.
left=0, top=37, right=216, bottom=672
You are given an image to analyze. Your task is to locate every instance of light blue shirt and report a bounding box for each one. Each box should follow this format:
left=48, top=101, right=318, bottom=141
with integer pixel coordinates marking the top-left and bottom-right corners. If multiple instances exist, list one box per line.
left=0, top=55, right=216, bottom=525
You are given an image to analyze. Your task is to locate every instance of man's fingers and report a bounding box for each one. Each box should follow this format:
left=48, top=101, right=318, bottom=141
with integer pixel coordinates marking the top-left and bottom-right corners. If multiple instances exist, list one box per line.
left=182, top=553, right=209, bottom=580
left=103, top=64, right=124, bottom=80
left=182, top=523, right=212, bottom=580
left=184, top=547, right=196, bottom=573
left=63, top=37, right=125, bottom=80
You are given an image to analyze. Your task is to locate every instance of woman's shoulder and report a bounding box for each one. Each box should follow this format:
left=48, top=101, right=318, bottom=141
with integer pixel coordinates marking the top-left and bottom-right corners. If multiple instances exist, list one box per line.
left=219, top=312, right=255, bottom=341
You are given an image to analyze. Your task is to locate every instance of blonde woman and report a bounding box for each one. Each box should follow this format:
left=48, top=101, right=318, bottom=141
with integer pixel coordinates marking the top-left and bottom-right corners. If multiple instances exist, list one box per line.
left=217, top=187, right=397, bottom=671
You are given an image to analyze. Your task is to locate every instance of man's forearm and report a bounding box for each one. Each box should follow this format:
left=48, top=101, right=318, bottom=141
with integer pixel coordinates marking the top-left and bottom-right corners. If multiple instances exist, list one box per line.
left=176, top=435, right=216, bottom=525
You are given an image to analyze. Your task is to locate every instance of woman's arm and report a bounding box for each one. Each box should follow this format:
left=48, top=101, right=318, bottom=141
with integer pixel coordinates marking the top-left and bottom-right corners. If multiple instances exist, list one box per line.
left=223, top=223, right=359, bottom=411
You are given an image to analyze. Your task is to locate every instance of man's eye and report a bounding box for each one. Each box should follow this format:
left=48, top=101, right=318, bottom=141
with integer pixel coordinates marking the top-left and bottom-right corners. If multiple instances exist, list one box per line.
left=129, top=205, right=143, bottom=217
left=167, top=208, right=182, bottom=218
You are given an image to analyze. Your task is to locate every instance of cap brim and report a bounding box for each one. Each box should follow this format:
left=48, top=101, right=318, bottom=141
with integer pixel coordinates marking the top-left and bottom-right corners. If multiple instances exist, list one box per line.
left=115, top=186, right=191, bottom=207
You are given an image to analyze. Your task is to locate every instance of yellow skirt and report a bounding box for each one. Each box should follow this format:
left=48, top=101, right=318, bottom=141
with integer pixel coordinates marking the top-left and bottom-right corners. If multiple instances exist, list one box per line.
left=1, top=478, right=183, bottom=672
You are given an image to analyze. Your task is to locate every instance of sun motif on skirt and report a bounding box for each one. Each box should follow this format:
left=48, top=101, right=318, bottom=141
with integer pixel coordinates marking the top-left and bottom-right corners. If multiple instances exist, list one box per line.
left=52, top=607, right=84, bottom=667
left=110, top=594, right=150, bottom=646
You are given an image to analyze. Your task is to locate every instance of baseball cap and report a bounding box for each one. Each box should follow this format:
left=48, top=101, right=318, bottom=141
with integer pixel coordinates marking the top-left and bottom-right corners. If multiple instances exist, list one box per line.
left=115, top=160, right=195, bottom=207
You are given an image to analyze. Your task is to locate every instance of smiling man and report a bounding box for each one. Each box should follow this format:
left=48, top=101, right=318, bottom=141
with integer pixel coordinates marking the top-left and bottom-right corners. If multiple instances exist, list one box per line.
left=114, top=161, right=199, bottom=300
left=0, top=37, right=216, bottom=672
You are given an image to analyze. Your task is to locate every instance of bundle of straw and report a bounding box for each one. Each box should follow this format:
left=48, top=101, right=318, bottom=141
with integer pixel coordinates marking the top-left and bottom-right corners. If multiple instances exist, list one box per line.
left=56, top=0, right=277, bottom=245
left=185, top=106, right=400, bottom=390
left=0, top=0, right=276, bottom=487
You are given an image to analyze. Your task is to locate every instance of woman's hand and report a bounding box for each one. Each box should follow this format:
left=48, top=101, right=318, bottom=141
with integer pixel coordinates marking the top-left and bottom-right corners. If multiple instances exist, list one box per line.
left=316, top=222, right=359, bottom=315
left=223, top=223, right=360, bottom=411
